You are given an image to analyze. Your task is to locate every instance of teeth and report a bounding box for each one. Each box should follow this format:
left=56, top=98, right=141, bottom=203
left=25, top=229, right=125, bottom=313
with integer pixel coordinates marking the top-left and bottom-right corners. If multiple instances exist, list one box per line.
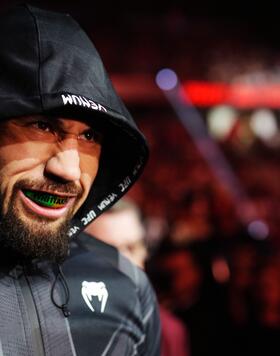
left=23, top=190, right=68, bottom=208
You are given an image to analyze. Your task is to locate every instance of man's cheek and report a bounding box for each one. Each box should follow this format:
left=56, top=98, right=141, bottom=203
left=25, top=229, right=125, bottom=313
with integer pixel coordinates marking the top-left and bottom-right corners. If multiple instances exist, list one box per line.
left=71, top=172, right=94, bottom=214
left=0, top=159, right=42, bottom=211
left=0, top=158, right=41, bottom=177
left=80, top=149, right=101, bottom=177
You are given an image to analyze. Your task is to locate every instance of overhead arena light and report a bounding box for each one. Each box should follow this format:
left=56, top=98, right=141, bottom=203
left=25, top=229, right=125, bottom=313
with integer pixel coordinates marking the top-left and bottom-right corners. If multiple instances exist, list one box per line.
left=207, top=105, right=237, bottom=140
left=250, top=109, right=278, bottom=141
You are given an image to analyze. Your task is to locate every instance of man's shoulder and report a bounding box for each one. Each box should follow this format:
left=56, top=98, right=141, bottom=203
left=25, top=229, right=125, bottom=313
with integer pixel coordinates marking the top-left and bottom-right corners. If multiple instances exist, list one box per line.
left=66, top=231, right=150, bottom=291
left=69, top=231, right=119, bottom=267
left=62, top=231, right=158, bottom=326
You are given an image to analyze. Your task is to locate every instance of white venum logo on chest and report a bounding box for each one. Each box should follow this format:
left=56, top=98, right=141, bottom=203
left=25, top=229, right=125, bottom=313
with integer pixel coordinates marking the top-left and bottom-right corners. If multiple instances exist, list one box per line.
left=81, top=281, right=109, bottom=313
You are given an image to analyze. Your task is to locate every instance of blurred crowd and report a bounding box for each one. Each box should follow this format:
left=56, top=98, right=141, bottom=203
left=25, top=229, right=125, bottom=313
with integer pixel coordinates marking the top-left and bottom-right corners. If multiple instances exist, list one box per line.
left=126, top=111, right=280, bottom=356
left=87, top=5, right=280, bottom=355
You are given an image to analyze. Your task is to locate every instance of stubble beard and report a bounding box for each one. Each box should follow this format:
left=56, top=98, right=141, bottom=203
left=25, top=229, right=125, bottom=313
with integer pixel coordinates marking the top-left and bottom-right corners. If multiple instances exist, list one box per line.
left=0, top=180, right=81, bottom=263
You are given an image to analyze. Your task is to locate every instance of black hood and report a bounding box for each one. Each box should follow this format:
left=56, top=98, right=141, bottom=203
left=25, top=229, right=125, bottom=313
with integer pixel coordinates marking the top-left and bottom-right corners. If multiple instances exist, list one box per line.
left=0, top=4, right=148, bottom=238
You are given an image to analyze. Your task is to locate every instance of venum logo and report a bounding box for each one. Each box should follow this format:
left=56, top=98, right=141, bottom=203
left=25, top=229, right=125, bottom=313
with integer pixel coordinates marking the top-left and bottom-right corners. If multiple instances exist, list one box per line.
left=97, top=193, right=118, bottom=211
left=81, top=281, right=108, bottom=313
left=61, top=94, right=107, bottom=113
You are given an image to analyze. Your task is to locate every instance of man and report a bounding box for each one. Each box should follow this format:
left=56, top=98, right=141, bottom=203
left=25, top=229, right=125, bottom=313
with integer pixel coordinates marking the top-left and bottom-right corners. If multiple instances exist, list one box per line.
left=0, top=4, right=160, bottom=356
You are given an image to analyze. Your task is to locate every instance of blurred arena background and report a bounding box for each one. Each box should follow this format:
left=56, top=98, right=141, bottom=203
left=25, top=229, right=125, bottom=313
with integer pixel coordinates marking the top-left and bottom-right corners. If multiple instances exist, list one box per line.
left=2, top=1, right=280, bottom=355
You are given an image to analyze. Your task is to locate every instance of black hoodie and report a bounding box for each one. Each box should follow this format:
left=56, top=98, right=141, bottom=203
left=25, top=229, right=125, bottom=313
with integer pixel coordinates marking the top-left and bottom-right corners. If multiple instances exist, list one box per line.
left=0, top=3, right=149, bottom=238
left=0, top=4, right=160, bottom=356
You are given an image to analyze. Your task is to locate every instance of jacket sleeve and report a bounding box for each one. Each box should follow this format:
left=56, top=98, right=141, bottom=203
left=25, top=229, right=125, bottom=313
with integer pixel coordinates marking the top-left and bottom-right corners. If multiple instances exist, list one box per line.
left=137, top=268, right=161, bottom=356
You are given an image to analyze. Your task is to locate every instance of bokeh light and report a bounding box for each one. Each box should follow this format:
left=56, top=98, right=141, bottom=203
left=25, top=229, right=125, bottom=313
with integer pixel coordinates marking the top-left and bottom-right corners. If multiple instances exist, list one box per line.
left=207, top=105, right=237, bottom=139
left=156, top=68, right=178, bottom=91
left=250, top=109, right=278, bottom=141
left=248, top=220, right=270, bottom=240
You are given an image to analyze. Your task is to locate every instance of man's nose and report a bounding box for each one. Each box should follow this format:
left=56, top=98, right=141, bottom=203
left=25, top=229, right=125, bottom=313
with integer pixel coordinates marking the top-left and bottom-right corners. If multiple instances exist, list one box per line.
left=45, top=148, right=81, bottom=182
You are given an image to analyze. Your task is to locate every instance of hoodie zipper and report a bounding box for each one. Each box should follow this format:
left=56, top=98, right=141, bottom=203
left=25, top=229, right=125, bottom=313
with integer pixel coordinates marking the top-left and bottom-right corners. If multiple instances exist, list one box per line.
left=18, top=273, right=45, bottom=356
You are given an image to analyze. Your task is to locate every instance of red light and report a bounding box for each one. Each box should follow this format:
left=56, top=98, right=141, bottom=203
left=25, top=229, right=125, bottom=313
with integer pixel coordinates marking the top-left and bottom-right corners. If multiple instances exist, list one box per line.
left=181, top=81, right=280, bottom=108
left=182, top=81, right=228, bottom=107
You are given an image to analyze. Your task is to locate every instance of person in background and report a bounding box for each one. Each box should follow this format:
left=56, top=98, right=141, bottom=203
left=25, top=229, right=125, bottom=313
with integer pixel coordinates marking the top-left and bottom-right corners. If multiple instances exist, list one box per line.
left=85, top=198, right=148, bottom=268
left=86, top=198, right=190, bottom=356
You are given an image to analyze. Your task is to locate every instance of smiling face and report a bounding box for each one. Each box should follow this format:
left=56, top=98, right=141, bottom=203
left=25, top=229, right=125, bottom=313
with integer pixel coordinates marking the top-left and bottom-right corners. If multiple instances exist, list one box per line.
left=0, top=115, right=102, bottom=262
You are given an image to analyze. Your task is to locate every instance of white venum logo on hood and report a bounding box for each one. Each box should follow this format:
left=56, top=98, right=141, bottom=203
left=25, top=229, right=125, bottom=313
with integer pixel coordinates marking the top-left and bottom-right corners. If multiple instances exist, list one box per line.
left=61, top=94, right=107, bottom=113
left=81, top=281, right=108, bottom=313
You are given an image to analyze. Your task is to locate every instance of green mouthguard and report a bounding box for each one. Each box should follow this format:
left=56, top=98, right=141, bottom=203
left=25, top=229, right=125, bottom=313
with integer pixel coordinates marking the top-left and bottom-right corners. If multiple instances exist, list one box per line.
left=24, top=190, right=68, bottom=208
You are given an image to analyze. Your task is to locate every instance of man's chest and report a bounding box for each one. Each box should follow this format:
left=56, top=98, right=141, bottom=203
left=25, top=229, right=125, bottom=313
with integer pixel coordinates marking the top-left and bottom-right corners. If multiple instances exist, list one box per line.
left=0, top=261, right=144, bottom=356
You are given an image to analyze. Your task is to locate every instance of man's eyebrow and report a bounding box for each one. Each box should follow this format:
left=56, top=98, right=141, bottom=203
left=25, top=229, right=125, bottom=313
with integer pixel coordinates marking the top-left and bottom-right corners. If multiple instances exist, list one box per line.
left=39, top=116, right=65, bottom=130
left=17, top=115, right=53, bottom=123
left=20, top=115, right=60, bottom=130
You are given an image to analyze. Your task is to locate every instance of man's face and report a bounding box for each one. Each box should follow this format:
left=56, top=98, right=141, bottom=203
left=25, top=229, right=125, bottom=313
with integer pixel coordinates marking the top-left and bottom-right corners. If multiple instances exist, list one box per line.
left=0, top=115, right=101, bottom=262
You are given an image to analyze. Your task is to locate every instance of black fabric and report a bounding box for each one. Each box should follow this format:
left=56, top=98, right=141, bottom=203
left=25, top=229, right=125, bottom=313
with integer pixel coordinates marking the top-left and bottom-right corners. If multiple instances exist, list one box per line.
left=0, top=238, right=161, bottom=355
left=0, top=4, right=149, bottom=237
left=0, top=262, right=74, bottom=356
left=64, top=233, right=161, bottom=356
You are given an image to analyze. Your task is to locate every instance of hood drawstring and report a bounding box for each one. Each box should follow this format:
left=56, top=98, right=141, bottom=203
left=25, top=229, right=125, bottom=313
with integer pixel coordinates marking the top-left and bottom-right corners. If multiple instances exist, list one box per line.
left=51, top=265, right=71, bottom=318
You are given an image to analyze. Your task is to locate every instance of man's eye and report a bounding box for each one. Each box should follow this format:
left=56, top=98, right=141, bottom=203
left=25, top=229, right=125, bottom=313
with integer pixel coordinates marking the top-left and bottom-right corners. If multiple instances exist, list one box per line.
left=80, top=129, right=102, bottom=143
left=33, top=121, right=52, bottom=132
left=82, top=129, right=95, bottom=141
